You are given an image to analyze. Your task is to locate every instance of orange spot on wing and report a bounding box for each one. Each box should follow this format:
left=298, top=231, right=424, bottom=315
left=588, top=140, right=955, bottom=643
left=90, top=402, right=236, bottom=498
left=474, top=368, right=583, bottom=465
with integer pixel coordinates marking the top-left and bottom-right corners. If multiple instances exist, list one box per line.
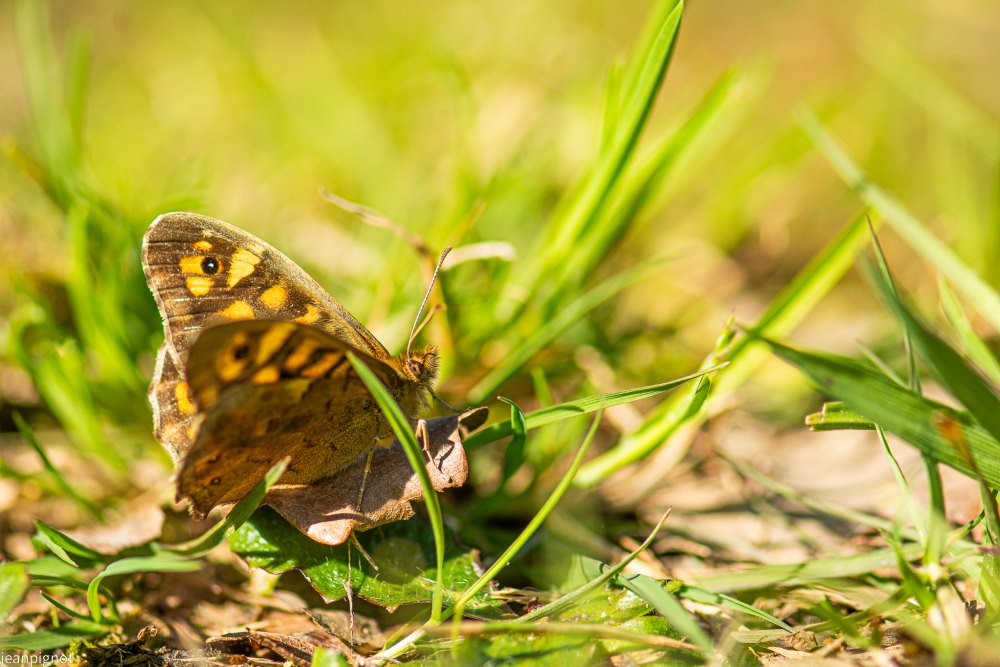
left=300, top=352, right=343, bottom=378
left=258, top=285, right=288, bottom=310
left=179, top=256, right=206, bottom=274
left=227, top=248, right=261, bottom=289
left=252, top=366, right=281, bottom=384
left=295, top=304, right=320, bottom=324
left=284, top=339, right=319, bottom=371
left=186, top=275, right=213, bottom=296
left=219, top=301, right=255, bottom=320
left=255, top=325, right=294, bottom=365
left=174, top=381, right=196, bottom=416
left=193, top=240, right=213, bottom=251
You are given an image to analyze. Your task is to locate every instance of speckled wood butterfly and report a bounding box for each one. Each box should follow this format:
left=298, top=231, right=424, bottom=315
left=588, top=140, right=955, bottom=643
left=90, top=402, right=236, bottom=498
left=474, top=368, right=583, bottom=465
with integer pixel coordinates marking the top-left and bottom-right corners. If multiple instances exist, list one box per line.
left=142, top=212, right=440, bottom=517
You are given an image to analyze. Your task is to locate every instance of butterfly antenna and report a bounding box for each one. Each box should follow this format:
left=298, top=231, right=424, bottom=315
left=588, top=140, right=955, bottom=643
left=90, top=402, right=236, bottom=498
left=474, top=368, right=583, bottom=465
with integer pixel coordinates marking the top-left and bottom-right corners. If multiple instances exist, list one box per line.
left=406, top=246, right=451, bottom=359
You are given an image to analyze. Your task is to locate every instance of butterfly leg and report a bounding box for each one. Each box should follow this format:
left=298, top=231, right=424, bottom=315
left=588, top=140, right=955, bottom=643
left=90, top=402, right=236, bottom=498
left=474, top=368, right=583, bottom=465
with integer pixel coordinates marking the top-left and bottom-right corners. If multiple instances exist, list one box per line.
left=355, top=446, right=378, bottom=512
left=416, top=418, right=453, bottom=485
left=349, top=531, right=379, bottom=572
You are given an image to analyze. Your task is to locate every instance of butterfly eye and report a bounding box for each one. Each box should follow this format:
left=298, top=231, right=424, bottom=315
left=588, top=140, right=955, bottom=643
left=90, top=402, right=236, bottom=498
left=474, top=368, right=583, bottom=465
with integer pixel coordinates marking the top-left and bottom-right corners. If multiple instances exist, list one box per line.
left=201, top=256, right=221, bottom=275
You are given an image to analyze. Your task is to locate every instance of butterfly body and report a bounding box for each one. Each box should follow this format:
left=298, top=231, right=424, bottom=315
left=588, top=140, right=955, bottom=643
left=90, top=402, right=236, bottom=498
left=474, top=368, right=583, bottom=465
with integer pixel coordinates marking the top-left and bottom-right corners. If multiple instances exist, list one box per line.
left=142, top=212, right=438, bottom=516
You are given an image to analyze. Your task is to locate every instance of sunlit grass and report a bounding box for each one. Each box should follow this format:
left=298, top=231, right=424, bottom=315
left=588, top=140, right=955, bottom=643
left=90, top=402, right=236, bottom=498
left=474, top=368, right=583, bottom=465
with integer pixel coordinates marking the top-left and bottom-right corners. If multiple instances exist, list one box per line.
left=2, top=0, right=1000, bottom=663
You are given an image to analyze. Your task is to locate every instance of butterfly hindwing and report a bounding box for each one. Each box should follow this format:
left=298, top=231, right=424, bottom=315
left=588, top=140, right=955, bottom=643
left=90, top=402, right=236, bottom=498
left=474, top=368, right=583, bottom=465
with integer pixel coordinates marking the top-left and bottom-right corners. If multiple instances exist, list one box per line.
left=177, top=320, right=404, bottom=514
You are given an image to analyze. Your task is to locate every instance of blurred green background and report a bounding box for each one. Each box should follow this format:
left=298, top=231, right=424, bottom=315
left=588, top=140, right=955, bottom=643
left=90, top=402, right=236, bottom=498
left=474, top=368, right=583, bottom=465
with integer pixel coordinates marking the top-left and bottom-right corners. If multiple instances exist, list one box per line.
left=1, top=0, right=998, bottom=555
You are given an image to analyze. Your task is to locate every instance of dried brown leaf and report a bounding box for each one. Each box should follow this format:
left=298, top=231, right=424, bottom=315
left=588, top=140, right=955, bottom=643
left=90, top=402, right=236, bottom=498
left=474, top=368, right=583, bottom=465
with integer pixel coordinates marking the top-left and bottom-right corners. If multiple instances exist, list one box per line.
left=266, top=407, right=488, bottom=545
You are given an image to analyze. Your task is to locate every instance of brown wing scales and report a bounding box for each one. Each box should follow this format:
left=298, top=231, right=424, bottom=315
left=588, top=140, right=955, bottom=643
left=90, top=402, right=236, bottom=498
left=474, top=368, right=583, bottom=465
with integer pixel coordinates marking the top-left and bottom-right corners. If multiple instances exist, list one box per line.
left=177, top=320, right=407, bottom=515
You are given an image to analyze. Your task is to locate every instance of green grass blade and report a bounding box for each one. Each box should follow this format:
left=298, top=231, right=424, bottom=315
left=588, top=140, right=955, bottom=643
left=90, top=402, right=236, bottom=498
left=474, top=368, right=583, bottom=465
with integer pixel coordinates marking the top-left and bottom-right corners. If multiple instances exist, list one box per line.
left=693, top=543, right=925, bottom=593
left=867, top=264, right=1000, bottom=456
left=508, top=1, right=683, bottom=316
left=799, top=108, right=1000, bottom=333
left=165, top=458, right=289, bottom=557
left=617, top=573, right=712, bottom=652
left=678, top=585, right=793, bottom=632
left=865, top=40, right=997, bottom=157
left=938, top=278, right=1000, bottom=387
left=465, top=367, right=719, bottom=450
left=763, top=338, right=1000, bottom=488
left=580, top=213, right=871, bottom=483
left=40, top=590, right=92, bottom=621
left=519, top=510, right=670, bottom=623
left=551, top=66, right=749, bottom=301
left=32, top=521, right=104, bottom=567
left=470, top=259, right=669, bottom=404
left=454, top=411, right=601, bottom=614
left=348, top=353, right=446, bottom=623
left=0, top=621, right=107, bottom=651
left=85, top=555, right=201, bottom=622
left=13, top=412, right=101, bottom=520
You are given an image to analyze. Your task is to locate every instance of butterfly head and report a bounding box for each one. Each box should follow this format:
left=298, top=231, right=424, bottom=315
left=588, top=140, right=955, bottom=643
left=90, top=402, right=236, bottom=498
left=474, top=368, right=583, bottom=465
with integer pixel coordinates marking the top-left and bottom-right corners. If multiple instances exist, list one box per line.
left=404, top=344, right=439, bottom=388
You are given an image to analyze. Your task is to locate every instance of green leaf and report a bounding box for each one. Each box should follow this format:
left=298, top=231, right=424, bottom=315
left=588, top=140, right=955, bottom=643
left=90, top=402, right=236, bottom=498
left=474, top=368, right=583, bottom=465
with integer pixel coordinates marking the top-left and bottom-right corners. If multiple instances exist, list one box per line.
left=230, top=507, right=508, bottom=618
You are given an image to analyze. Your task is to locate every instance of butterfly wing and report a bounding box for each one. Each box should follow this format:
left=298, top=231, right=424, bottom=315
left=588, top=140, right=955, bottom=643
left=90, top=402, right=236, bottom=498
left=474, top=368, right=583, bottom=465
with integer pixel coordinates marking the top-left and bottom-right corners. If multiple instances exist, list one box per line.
left=177, top=320, right=411, bottom=516
left=142, top=212, right=391, bottom=457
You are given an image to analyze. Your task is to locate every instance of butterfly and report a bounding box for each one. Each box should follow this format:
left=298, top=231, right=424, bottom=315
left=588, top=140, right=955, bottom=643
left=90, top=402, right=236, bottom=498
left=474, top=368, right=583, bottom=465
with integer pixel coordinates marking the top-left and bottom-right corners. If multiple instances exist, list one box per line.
left=142, top=212, right=441, bottom=517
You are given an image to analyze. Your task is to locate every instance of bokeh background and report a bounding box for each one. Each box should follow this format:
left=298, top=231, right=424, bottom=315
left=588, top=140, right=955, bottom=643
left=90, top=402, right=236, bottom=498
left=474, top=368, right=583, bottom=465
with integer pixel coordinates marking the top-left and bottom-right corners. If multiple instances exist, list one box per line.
left=1, top=0, right=999, bottom=631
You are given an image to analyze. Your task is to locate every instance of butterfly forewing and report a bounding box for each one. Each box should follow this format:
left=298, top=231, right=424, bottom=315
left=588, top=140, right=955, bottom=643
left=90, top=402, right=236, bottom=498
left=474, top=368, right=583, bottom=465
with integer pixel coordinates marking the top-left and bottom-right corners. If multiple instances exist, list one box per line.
left=142, top=212, right=390, bottom=363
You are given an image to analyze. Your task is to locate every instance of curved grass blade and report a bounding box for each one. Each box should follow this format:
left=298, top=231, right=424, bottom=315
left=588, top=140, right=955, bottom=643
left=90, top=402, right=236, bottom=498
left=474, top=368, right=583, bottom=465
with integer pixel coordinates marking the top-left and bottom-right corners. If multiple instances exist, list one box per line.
left=13, top=413, right=101, bottom=519
left=470, top=259, right=669, bottom=404
left=519, top=510, right=671, bottom=624
left=348, top=352, right=446, bottom=623
left=85, top=555, right=201, bottom=622
left=32, top=521, right=104, bottom=568
left=615, top=573, right=712, bottom=652
left=166, top=458, right=288, bottom=557
left=465, top=367, right=720, bottom=450
left=799, top=108, right=1000, bottom=333
left=763, top=338, right=1000, bottom=487
left=0, top=621, right=107, bottom=651
left=374, top=413, right=604, bottom=663
left=581, top=213, right=872, bottom=484
left=678, top=585, right=793, bottom=632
